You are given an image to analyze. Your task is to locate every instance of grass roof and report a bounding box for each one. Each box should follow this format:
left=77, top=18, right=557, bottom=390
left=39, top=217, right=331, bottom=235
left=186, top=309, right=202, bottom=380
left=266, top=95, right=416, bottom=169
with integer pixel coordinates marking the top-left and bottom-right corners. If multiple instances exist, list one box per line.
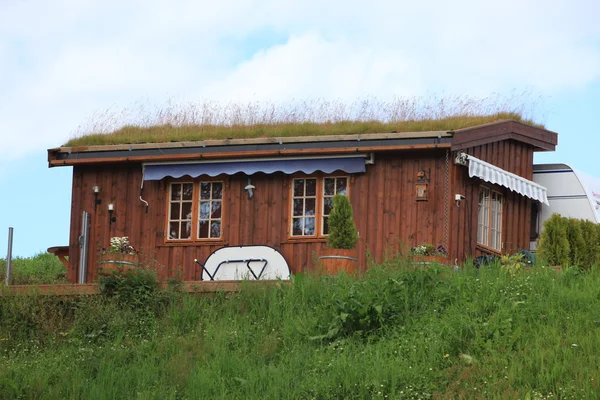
left=64, top=97, right=544, bottom=147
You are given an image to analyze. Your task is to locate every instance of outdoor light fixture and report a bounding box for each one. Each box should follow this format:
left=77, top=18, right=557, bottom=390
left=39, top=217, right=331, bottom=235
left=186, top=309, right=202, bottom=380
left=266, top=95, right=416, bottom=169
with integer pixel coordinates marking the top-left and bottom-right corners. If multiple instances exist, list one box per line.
left=244, top=177, right=256, bottom=199
left=93, top=185, right=101, bottom=210
left=415, top=168, right=430, bottom=201
left=108, top=203, right=116, bottom=227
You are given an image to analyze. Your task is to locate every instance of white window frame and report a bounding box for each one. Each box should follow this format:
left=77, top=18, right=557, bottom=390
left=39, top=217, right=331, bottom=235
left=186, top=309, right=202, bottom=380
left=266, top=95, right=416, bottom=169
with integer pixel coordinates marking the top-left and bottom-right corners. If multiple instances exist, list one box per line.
left=477, top=186, right=503, bottom=251
left=290, top=176, right=349, bottom=238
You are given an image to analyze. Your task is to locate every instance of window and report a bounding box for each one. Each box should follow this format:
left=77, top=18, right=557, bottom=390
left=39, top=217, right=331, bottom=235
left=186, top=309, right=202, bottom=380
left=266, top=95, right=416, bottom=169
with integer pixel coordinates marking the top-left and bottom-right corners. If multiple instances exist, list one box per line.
left=168, top=181, right=223, bottom=241
left=291, top=176, right=348, bottom=237
left=477, top=186, right=503, bottom=251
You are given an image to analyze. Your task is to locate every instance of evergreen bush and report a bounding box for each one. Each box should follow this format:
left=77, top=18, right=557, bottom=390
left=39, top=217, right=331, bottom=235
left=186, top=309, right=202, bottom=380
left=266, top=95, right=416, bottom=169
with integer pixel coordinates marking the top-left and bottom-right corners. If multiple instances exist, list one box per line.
left=326, top=194, right=359, bottom=250
left=565, top=217, right=586, bottom=267
left=538, top=214, right=600, bottom=269
left=537, top=214, right=570, bottom=266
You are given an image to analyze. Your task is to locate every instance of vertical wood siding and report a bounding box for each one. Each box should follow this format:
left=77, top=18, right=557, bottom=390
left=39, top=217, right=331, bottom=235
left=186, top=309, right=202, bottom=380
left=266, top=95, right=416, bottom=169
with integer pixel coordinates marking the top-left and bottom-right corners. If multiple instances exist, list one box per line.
left=449, top=140, right=534, bottom=261
left=67, top=151, right=452, bottom=282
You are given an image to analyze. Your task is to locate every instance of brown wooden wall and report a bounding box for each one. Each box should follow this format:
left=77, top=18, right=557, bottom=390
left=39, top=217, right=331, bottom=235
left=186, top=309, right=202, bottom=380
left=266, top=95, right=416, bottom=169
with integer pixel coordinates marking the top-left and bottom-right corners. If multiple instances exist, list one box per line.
left=67, top=151, right=451, bottom=282
left=449, top=140, right=534, bottom=261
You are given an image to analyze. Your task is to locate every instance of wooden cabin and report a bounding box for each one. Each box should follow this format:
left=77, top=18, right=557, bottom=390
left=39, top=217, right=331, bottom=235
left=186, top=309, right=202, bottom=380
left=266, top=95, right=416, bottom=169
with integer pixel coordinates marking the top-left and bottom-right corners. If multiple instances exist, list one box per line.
left=48, top=120, right=557, bottom=283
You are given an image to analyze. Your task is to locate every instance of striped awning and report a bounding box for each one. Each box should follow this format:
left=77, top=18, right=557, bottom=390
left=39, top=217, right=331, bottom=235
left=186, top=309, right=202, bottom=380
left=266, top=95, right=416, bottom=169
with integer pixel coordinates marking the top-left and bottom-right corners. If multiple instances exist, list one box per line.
left=468, top=155, right=549, bottom=205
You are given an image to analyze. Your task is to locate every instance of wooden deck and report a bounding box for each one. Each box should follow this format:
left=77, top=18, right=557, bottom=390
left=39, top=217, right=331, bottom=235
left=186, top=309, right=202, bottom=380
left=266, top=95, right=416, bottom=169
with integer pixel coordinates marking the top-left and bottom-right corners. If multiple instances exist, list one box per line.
left=0, top=280, right=287, bottom=296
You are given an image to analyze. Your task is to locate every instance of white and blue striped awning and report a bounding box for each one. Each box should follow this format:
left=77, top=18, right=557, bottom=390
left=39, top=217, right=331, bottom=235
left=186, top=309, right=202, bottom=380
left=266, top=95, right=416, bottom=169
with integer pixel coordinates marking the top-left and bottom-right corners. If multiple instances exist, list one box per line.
left=468, top=155, right=549, bottom=205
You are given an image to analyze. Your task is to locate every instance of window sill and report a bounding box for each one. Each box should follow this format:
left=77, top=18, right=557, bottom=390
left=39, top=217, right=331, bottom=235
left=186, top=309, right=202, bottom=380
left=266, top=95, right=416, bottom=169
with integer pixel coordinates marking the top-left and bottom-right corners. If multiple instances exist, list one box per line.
left=160, top=240, right=228, bottom=247
left=476, top=244, right=502, bottom=256
left=282, top=237, right=327, bottom=244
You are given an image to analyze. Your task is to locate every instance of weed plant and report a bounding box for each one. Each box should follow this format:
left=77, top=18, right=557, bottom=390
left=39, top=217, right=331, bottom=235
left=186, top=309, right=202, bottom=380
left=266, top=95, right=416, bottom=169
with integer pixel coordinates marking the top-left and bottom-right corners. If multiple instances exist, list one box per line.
left=1, top=259, right=599, bottom=399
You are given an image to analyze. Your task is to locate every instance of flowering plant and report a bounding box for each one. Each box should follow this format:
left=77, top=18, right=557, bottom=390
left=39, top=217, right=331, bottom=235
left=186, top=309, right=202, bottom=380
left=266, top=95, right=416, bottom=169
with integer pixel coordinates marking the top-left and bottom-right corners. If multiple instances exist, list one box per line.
left=411, top=243, right=448, bottom=257
left=99, top=236, right=138, bottom=255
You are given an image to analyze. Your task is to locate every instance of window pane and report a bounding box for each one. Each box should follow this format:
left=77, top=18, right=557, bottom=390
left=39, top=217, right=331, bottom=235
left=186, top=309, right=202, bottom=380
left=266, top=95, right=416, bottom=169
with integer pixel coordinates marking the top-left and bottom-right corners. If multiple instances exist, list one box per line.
left=169, top=222, right=179, bottom=239
left=323, top=197, right=333, bottom=215
left=200, top=182, right=211, bottom=200
left=199, top=201, right=210, bottom=219
left=292, top=218, right=303, bottom=236
left=170, top=203, right=180, bottom=220
left=182, top=183, right=194, bottom=200
left=181, top=202, right=192, bottom=220
left=210, top=221, right=221, bottom=238
left=198, top=220, right=209, bottom=238
left=293, top=179, right=304, bottom=197
left=305, top=198, right=316, bottom=216
left=336, top=178, right=347, bottom=195
left=211, top=201, right=222, bottom=218
left=180, top=221, right=191, bottom=240
left=323, top=216, right=329, bottom=235
left=212, top=182, right=223, bottom=200
left=293, top=199, right=304, bottom=216
left=305, top=179, right=317, bottom=196
left=324, top=178, right=335, bottom=196
left=304, top=217, right=315, bottom=235
left=171, top=184, right=181, bottom=201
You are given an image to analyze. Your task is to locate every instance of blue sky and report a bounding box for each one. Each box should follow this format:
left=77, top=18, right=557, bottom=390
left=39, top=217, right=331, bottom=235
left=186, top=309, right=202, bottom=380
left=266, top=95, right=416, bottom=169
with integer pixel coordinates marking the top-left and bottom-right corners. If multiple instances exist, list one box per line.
left=1, top=0, right=599, bottom=257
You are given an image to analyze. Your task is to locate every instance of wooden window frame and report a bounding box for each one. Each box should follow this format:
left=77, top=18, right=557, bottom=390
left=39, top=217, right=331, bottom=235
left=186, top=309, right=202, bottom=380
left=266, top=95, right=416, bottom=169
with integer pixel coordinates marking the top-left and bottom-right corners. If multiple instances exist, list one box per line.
left=288, top=175, right=350, bottom=240
left=477, top=185, right=504, bottom=252
left=165, top=177, right=226, bottom=244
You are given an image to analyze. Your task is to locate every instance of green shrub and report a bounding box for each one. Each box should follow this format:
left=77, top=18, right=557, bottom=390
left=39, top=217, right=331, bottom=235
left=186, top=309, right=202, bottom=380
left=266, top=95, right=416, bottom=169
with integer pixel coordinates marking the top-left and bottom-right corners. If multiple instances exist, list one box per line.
left=537, top=214, right=570, bottom=266
left=326, top=194, right=359, bottom=250
left=97, top=267, right=161, bottom=310
left=565, top=218, right=586, bottom=267
left=538, top=214, right=600, bottom=269
left=579, top=220, right=599, bottom=268
left=0, top=252, right=67, bottom=285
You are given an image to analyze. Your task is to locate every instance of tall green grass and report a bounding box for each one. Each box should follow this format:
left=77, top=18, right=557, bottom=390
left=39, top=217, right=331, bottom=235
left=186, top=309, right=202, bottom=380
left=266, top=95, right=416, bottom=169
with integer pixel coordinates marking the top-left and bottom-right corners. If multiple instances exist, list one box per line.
left=0, top=252, right=67, bottom=285
left=1, top=261, right=599, bottom=399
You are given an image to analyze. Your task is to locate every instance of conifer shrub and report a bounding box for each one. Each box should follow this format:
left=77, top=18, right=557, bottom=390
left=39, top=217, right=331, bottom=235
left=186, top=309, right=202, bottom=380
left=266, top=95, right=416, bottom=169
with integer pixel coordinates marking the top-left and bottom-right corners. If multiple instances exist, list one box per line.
left=537, top=214, right=570, bottom=267
left=538, top=214, right=600, bottom=269
left=565, top=217, right=586, bottom=267
left=326, top=195, right=359, bottom=250
left=579, top=220, right=598, bottom=267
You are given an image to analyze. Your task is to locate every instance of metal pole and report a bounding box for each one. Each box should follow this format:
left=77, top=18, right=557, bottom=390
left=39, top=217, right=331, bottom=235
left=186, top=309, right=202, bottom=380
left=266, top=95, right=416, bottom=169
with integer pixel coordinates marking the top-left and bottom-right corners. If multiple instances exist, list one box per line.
left=5, top=227, right=13, bottom=286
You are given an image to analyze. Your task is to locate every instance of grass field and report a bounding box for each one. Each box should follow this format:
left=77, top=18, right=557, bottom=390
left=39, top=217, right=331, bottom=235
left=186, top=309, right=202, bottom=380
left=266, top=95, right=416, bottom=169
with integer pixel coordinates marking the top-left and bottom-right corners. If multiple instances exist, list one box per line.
left=1, top=256, right=599, bottom=399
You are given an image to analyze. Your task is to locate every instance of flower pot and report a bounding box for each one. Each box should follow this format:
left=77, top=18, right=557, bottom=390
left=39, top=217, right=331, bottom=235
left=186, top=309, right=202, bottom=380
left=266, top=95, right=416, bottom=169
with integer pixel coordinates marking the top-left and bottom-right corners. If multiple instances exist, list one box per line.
left=318, top=249, right=358, bottom=274
left=98, top=253, right=139, bottom=274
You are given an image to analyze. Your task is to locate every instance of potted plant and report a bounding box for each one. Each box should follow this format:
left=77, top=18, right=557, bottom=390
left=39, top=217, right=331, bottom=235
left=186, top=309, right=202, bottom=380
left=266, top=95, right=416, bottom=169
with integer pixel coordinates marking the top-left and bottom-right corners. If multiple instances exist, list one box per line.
left=318, top=194, right=359, bottom=274
left=411, top=243, right=448, bottom=266
left=98, top=236, right=140, bottom=275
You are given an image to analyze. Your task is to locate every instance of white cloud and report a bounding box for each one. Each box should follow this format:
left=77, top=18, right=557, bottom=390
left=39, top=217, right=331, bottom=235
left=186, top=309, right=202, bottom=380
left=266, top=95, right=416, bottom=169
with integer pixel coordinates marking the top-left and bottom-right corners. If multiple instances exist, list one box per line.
left=0, top=0, right=599, bottom=178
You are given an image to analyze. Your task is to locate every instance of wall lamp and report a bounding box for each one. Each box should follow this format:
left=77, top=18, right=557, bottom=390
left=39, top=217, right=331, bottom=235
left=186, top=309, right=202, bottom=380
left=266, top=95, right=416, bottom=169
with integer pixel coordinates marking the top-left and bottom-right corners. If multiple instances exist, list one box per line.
left=93, top=185, right=101, bottom=210
left=415, top=168, right=430, bottom=201
left=108, top=203, right=116, bottom=227
left=244, top=177, right=256, bottom=199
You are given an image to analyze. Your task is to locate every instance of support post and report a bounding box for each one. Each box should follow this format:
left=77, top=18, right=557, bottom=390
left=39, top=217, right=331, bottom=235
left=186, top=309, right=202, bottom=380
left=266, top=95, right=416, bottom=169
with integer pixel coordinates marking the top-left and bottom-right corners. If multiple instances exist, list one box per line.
left=5, top=227, right=13, bottom=286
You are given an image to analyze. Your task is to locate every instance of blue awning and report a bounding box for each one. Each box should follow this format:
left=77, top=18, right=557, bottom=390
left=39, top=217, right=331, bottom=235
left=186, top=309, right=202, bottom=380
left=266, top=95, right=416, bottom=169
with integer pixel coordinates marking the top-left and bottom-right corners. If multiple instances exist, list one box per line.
left=143, top=157, right=366, bottom=181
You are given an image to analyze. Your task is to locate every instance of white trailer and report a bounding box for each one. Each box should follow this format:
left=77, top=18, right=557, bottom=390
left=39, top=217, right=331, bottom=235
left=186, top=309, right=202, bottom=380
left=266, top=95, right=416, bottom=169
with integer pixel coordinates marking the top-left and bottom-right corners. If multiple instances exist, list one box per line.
left=530, top=163, right=600, bottom=250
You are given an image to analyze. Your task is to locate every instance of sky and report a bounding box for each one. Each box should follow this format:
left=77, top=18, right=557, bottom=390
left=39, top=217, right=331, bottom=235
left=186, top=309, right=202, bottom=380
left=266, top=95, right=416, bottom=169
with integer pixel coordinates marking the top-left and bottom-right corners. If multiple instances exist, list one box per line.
left=1, top=0, right=599, bottom=257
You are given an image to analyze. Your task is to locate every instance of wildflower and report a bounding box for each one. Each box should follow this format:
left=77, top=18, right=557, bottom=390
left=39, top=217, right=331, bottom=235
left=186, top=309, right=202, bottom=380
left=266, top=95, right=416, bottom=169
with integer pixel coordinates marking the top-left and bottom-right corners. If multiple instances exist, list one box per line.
left=444, top=354, right=449, bottom=358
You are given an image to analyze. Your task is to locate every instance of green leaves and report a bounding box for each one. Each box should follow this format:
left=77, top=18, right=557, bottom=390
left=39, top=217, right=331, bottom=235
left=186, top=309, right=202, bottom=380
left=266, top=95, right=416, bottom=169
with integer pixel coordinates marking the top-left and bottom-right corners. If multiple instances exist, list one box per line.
left=326, top=194, right=359, bottom=250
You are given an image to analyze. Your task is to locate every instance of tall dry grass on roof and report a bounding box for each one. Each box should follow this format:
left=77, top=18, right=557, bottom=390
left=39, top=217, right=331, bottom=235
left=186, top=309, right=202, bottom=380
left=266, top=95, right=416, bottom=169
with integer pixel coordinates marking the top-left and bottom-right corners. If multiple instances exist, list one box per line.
left=65, top=92, right=545, bottom=147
